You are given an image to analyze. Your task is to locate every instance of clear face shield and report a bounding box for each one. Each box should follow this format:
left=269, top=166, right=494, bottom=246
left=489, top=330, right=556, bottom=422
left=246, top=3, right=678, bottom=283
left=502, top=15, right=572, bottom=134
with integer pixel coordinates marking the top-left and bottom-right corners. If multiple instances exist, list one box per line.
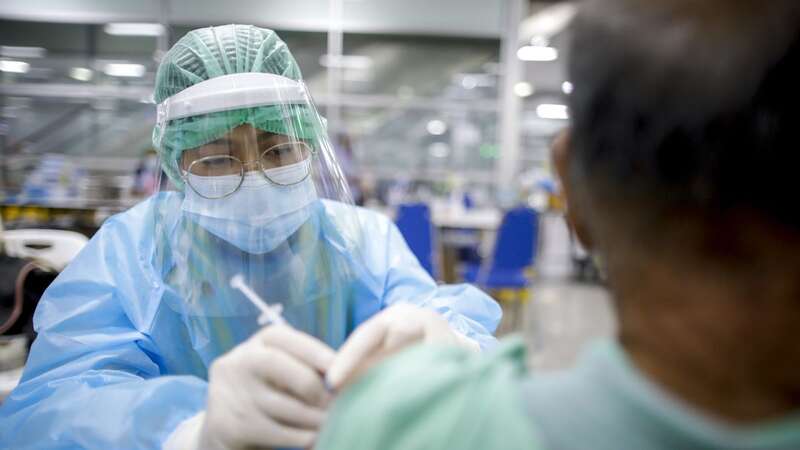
left=151, top=73, right=366, bottom=368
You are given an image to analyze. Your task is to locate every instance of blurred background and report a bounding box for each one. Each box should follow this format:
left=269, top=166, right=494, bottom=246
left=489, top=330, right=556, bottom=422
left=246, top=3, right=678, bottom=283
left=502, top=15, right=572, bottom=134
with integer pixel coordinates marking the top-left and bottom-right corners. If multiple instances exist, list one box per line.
left=0, top=0, right=612, bottom=391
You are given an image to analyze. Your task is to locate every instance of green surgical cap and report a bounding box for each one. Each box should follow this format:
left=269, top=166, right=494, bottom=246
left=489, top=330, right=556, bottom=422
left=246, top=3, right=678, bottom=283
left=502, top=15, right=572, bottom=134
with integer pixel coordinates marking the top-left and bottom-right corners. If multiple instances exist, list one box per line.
left=152, top=24, right=319, bottom=186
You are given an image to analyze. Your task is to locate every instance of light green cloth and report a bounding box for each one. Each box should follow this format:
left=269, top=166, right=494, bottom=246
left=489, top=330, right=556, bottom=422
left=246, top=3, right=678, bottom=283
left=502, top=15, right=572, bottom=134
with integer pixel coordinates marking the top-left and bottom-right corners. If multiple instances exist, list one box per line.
left=318, top=337, right=800, bottom=450
left=317, top=337, right=543, bottom=450
left=522, top=339, right=800, bottom=450
left=151, top=24, right=320, bottom=187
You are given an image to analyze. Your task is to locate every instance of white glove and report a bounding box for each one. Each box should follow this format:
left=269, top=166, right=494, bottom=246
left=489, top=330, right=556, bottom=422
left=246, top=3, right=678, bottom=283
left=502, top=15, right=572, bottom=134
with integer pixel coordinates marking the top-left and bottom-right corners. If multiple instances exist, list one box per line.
left=163, top=325, right=336, bottom=450
left=325, top=303, right=479, bottom=390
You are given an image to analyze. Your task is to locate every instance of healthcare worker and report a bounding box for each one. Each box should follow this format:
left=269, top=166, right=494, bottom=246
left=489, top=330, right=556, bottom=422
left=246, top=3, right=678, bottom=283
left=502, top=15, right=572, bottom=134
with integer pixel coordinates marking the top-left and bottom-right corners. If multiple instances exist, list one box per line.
left=0, top=25, right=500, bottom=450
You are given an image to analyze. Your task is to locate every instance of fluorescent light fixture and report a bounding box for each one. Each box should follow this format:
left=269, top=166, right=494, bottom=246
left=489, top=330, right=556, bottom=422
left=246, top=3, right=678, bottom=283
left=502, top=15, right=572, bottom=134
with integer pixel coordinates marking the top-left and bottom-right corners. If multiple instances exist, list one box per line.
left=0, top=60, right=30, bottom=74
left=517, top=45, right=559, bottom=62
left=429, top=142, right=450, bottom=158
left=0, top=46, right=46, bottom=58
left=458, top=73, right=495, bottom=89
left=461, top=75, right=478, bottom=90
left=104, top=23, right=165, bottom=36
left=69, top=67, right=93, bottom=82
left=103, top=63, right=146, bottom=78
left=520, top=3, right=578, bottom=41
left=426, top=119, right=448, bottom=136
left=537, top=104, right=569, bottom=120
left=562, top=81, right=574, bottom=95
left=514, top=81, right=534, bottom=97
left=319, top=54, right=373, bottom=70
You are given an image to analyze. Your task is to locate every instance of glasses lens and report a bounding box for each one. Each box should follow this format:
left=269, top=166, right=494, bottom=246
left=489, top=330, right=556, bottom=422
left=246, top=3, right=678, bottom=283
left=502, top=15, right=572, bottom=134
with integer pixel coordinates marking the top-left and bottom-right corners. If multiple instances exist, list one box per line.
left=188, top=155, right=243, bottom=176
left=260, top=142, right=311, bottom=169
left=261, top=142, right=312, bottom=185
left=186, top=156, right=243, bottom=198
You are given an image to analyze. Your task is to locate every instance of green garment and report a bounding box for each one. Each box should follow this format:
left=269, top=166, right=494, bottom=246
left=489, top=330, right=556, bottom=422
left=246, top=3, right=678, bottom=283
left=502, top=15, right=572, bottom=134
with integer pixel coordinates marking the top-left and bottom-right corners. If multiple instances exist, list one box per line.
left=317, top=337, right=543, bottom=450
left=521, top=340, right=800, bottom=450
left=318, top=337, right=800, bottom=450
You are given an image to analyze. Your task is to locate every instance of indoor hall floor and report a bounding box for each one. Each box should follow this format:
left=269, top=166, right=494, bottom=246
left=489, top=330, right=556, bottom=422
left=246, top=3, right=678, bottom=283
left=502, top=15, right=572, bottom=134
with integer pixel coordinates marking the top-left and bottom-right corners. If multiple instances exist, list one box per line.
left=516, top=280, right=616, bottom=370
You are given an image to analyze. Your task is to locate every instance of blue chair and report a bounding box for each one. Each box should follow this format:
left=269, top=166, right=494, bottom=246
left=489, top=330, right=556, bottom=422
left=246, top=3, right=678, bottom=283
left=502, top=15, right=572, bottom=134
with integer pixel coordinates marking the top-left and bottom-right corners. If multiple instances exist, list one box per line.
left=462, top=206, right=539, bottom=332
left=462, top=192, right=475, bottom=209
left=394, top=203, right=437, bottom=278
left=462, top=207, right=539, bottom=290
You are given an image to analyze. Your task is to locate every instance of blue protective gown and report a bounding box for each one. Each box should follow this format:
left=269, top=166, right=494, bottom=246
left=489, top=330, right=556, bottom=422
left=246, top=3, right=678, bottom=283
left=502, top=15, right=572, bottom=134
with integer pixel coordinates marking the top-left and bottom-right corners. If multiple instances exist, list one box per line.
left=0, top=195, right=501, bottom=449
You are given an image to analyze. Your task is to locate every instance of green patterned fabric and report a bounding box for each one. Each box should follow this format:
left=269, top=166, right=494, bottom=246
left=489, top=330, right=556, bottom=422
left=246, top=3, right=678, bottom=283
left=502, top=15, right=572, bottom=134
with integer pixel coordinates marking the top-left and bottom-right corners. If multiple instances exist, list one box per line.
left=151, top=24, right=320, bottom=186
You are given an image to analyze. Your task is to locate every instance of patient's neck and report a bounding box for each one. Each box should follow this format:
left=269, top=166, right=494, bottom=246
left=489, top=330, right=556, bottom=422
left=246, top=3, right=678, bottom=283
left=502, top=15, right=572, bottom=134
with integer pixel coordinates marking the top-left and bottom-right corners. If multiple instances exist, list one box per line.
left=610, top=254, right=800, bottom=424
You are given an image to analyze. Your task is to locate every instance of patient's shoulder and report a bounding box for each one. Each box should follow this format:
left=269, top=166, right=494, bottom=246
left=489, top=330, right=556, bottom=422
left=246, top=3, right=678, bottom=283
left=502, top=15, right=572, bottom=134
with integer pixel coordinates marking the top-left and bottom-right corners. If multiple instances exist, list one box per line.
left=317, top=338, right=543, bottom=450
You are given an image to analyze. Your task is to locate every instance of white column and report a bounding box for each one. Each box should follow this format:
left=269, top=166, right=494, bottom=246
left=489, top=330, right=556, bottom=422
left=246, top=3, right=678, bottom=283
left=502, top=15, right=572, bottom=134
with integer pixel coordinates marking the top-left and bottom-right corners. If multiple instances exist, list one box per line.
left=326, top=0, right=344, bottom=137
left=495, top=0, right=527, bottom=194
left=156, top=0, right=171, bottom=60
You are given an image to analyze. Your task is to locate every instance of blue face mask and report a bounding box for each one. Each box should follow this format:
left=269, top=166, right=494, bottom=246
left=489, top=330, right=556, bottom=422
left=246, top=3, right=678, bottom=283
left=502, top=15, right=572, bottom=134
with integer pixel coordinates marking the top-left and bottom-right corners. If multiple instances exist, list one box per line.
left=181, top=160, right=318, bottom=254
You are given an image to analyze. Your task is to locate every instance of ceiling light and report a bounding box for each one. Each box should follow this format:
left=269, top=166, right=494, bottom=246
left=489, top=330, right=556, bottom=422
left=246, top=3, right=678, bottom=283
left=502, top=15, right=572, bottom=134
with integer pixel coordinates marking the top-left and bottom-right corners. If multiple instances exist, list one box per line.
left=429, top=142, right=450, bottom=158
left=562, top=81, right=574, bottom=95
left=519, top=3, right=578, bottom=41
left=514, top=82, right=534, bottom=97
left=536, top=104, right=569, bottom=120
left=319, top=55, right=373, bottom=70
left=103, top=63, right=146, bottom=78
left=0, top=60, right=30, bottom=74
left=461, top=76, right=478, bottom=90
left=426, top=120, right=448, bottom=136
left=517, top=45, right=558, bottom=62
left=458, top=73, right=495, bottom=89
left=69, top=67, right=93, bottom=82
left=0, top=46, right=46, bottom=58
left=104, top=23, right=165, bottom=36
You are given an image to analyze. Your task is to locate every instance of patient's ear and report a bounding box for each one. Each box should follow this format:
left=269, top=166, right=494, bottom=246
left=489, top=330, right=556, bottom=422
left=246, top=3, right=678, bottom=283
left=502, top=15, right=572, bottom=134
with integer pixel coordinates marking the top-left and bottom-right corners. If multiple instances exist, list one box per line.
left=552, top=129, right=594, bottom=250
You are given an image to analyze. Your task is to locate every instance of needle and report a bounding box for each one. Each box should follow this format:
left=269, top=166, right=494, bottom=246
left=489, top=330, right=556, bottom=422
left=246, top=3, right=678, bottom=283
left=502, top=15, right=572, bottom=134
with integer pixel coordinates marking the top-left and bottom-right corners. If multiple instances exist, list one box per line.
left=230, top=274, right=288, bottom=326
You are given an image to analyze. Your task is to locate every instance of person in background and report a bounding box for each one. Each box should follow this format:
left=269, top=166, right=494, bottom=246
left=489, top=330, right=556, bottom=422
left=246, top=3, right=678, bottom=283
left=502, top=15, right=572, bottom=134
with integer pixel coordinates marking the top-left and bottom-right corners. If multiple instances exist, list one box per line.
left=0, top=25, right=500, bottom=450
left=315, top=0, right=800, bottom=449
left=334, top=133, right=364, bottom=205
left=132, top=149, right=162, bottom=198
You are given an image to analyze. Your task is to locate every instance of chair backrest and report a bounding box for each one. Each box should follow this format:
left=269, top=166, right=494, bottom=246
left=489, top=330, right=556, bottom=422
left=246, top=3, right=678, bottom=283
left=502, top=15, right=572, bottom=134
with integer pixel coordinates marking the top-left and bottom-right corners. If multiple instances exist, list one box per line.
left=462, top=192, right=475, bottom=209
left=394, top=203, right=436, bottom=277
left=491, top=207, right=539, bottom=270
left=2, top=229, right=89, bottom=271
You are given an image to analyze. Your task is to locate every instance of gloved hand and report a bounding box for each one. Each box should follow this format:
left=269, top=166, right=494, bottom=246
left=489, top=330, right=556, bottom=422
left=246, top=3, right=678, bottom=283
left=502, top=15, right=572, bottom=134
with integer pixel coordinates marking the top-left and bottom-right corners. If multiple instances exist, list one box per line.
left=325, top=303, right=479, bottom=390
left=163, top=324, right=336, bottom=450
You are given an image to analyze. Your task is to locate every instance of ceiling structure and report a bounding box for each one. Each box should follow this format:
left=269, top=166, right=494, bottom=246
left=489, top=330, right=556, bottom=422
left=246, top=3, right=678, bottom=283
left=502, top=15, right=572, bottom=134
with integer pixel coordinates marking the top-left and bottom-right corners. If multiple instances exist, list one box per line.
left=0, top=1, right=573, bottom=189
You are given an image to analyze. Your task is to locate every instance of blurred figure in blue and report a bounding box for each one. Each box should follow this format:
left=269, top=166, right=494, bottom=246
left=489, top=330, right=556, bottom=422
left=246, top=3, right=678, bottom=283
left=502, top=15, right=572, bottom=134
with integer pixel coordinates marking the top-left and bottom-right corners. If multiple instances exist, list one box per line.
left=315, top=1, right=800, bottom=449
left=132, top=149, right=161, bottom=197
left=334, top=133, right=364, bottom=205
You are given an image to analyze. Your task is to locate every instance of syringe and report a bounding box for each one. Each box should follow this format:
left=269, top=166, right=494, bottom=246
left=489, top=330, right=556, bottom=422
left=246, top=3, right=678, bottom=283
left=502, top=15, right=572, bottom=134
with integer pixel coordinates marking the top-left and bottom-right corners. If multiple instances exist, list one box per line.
left=230, top=274, right=288, bottom=326
left=230, top=274, right=335, bottom=393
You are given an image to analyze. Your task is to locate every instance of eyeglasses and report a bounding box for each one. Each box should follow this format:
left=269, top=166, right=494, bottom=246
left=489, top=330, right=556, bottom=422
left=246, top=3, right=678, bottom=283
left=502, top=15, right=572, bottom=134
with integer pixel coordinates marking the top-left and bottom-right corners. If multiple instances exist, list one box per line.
left=182, top=141, right=313, bottom=199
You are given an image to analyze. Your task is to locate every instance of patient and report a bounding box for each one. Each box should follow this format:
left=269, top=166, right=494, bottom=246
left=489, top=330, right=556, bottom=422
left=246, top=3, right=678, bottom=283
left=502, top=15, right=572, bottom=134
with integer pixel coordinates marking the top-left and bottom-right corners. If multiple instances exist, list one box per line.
left=316, top=0, right=800, bottom=448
